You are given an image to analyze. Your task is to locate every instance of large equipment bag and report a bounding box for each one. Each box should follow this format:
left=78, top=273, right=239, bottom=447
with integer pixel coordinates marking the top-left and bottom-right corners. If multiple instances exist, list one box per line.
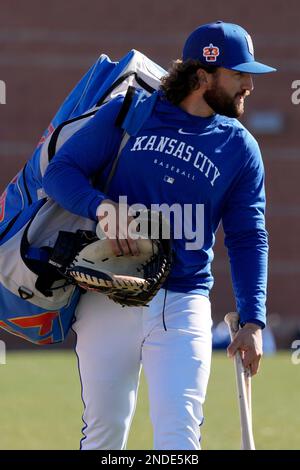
left=0, top=50, right=166, bottom=345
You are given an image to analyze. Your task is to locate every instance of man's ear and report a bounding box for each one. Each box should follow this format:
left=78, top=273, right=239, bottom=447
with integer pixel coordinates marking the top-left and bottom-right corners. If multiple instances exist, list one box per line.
left=196, top=69, right=210, bottom=87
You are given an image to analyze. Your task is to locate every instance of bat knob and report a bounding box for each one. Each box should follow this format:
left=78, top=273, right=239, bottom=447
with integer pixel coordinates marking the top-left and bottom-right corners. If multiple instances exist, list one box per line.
left=224, top=311, right=240, bottom=336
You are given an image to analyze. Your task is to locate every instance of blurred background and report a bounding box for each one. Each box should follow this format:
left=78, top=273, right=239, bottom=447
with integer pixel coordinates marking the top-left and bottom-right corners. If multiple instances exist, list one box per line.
left=1, top=0, right=299, bottom=349
left=0, top=0, right=300, bottom=450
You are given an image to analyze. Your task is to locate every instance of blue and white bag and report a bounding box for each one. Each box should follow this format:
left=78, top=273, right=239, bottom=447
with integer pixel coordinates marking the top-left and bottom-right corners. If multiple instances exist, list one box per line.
left=0, top=50, right=166, bottom=345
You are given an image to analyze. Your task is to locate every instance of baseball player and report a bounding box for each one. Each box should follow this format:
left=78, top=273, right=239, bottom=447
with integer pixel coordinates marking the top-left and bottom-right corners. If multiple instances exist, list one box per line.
left=43, top=21, right=276, bottom=450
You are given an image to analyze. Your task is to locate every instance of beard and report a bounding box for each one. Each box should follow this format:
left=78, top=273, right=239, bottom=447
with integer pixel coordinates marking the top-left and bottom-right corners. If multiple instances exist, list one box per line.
left=203, top=80, right=247, bottom=118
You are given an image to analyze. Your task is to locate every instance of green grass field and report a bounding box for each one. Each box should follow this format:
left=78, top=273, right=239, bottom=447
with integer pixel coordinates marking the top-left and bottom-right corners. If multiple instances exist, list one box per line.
left=0, top=350, right=299, bottom=450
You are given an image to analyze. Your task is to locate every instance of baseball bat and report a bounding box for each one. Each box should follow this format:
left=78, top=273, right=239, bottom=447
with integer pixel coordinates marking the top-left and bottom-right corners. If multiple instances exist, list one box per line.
left=224, top=312, right=255, bottom=450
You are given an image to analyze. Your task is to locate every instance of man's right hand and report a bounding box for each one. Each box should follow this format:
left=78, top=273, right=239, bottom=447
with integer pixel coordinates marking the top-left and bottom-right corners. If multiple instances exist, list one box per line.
left=96, top=199, right=139, bottom=256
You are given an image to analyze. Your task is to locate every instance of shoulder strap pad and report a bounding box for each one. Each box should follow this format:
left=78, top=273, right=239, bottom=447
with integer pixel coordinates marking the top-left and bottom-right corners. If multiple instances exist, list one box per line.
left=121, top=90, right=159, bottom=136
left=114, top=86, right=137, bottom=128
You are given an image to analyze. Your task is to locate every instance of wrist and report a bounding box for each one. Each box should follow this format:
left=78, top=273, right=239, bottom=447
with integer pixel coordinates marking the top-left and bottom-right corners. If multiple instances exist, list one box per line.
left=241, top=322, right=263, bottom=332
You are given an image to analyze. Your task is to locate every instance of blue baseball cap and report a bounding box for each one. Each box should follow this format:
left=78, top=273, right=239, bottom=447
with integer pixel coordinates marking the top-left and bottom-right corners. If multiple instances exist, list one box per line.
left=183, top=21, right=276, bottom=74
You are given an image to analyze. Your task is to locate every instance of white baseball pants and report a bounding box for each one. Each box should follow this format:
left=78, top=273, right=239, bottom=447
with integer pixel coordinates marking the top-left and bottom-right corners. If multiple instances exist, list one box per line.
left=72, top=289, right=212, bottom=450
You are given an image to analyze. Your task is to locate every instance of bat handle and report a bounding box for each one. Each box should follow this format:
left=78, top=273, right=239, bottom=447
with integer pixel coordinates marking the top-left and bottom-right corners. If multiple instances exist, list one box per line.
left=224, top=312, right=255, bottom=450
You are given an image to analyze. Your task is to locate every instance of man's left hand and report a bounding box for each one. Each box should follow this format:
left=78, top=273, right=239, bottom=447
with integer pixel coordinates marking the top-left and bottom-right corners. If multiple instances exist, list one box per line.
left=227, top=323, right=263, bottom=375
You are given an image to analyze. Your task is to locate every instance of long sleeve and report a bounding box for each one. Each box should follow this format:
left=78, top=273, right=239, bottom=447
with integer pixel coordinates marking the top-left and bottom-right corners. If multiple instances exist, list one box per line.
left=43, top=95, right=124, bottom=221
left=222, top=141, right=268, bottom=327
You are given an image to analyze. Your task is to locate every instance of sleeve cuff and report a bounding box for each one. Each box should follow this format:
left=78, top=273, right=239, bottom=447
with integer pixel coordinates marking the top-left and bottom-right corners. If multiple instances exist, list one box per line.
left=240, top=319, right=265, bottom=329
left=89, top=195, right=106, bottom=221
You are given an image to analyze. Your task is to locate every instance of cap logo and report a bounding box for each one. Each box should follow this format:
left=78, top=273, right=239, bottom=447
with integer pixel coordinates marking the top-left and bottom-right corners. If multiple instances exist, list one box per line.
left=203, top=43, right=220, bottom=62
left=245, top=34, right=254, bottom=55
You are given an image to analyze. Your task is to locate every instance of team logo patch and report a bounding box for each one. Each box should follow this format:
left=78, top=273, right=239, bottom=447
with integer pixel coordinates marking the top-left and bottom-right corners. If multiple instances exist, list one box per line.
left=37, top=123, right=55, bottom=147
left=203, top=43, right=220, bottom=62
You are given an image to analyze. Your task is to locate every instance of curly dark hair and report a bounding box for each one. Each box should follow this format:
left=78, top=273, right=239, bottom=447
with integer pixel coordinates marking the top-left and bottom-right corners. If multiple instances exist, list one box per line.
left=160, top=59, right=218, bottom=105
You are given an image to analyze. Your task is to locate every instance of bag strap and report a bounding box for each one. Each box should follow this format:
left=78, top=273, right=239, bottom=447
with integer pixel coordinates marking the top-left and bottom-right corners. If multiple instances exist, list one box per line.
left=102, top=132, right=130, bottom=194
left=114, top=85, right=136, bottom=127
left=91, top=86, right=136, bottom=190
